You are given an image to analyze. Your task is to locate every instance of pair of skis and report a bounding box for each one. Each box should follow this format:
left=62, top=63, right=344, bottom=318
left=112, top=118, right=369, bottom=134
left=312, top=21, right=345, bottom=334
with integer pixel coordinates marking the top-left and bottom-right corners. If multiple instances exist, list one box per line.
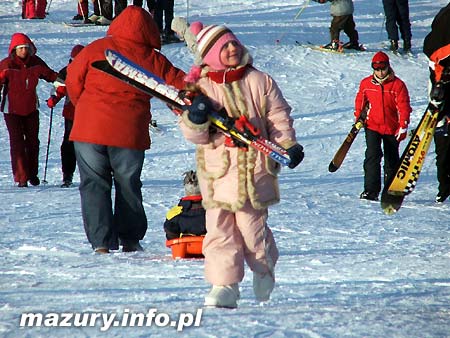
left=92, top=49, right=292, bottom=167
left=329, top=100, right=443, bottom=214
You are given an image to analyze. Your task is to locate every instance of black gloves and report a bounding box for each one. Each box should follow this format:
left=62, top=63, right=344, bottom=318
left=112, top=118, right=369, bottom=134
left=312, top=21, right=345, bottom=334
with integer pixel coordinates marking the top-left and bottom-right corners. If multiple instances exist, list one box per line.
left=187, top=94, right=212, bottom=124
left=287, top=144, right=304, bottom=169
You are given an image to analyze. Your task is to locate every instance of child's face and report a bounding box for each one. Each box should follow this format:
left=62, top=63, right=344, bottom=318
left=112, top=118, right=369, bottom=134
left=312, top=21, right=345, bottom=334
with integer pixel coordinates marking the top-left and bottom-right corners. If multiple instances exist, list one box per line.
left=15, top=46, right=29, bottom=59
left=373, top=66, right=389, bottom=78
left=220, top=41, right=243, bottom=68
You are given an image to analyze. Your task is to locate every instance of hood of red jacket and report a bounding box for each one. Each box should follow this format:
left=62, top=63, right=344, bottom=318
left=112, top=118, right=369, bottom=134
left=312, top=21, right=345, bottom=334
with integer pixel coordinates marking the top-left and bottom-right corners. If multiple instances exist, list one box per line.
left=8, top=33, right=37, bottom=56
left=107, top=6, right=161, bottom=50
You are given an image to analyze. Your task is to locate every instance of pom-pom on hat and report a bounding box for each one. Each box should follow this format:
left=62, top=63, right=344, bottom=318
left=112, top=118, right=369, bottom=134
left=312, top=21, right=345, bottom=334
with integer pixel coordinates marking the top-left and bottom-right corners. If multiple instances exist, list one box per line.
left=371, top=51, right=390, bottom=69
left=71, top=44, right=84, bottom=58
left=196, top=24, right=241, bottom=70
left=189, top=21, right=203, bottom=36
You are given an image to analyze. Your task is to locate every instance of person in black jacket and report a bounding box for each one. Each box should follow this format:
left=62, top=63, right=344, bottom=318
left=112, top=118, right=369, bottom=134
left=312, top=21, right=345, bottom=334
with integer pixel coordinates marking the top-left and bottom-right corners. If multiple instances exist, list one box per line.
left=423, top=3, right=450, bottom=203
left=164, top=171, right=206, bottom=240
left=382, top=0, right=412, bottom=53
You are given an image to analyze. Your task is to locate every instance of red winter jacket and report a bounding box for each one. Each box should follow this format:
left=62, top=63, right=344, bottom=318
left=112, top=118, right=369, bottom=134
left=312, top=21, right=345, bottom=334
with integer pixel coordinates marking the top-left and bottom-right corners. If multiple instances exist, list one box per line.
left=66, top=6, right=186, bottom=150
left=354, top=70, right=411, bottom=135
left=0, top=33, right=58, bottom=116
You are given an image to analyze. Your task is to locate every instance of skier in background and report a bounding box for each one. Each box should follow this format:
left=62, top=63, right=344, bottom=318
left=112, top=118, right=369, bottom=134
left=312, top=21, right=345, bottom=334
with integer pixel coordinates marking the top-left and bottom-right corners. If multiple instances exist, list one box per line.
left=178, top=22, right=304, bottom=308
left=312, top=0, right=362, bottom=51
left=382, top=0, right=412, bottom=54
left=0, top=33, right=58, bottom=187
left=73, top=0, right=89, bottom=21
left=46, top=44, right=85, bottom=188
left=22, top=0, right=47, bottom=19
left=149, top=0, right=180, bottom=43
left=355, top=51, right=412, bottom=201
left=423, top=3, right=450, bottom=203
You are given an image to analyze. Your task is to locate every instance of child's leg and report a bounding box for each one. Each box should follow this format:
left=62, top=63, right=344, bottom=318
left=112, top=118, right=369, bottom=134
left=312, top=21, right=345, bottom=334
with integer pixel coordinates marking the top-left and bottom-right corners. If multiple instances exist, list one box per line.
left=203, top=207, right=245, bottom=286
left=342, top=15, right=359, bottom=43
left=330, top=15, right=346, bottom=41
left=235, top=201, right=278, bottom=276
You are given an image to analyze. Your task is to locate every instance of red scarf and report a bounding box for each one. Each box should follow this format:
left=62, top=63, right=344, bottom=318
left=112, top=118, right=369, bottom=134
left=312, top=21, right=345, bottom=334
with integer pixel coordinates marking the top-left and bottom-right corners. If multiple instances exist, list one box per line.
left=181, top=195, right=202, bottom=202
left=207, top=65, right=250, bottom=84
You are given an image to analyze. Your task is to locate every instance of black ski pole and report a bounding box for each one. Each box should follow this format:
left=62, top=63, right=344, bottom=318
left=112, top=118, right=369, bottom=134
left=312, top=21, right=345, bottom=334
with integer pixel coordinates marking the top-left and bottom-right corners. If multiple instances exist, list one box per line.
left=46, top=0, right=53, bottom=15
left=42, top=107, right=53, bottom=184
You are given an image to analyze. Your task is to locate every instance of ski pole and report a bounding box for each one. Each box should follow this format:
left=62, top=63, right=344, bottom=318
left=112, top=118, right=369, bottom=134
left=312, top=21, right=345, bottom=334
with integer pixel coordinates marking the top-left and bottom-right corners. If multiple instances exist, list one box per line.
left=46, top=0, right=53, bottom=15
left=42, top=107, right=53, bottom=184
left=186, top=0, right=189, bottom=22
left=79, top=0, right=87, bottom=20
left=276, top=0, right=311, bottom=44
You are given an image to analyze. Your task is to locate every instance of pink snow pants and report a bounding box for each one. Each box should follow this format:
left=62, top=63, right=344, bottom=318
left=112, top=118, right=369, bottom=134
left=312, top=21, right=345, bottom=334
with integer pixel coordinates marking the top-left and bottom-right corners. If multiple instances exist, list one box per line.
left=203, top=200, right=279, bottom=286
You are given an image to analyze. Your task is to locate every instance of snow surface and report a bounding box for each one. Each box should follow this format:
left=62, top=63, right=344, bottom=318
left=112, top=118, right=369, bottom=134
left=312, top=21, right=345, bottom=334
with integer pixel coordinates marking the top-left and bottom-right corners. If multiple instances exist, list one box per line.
left=1, top=0, right=450, bottom=337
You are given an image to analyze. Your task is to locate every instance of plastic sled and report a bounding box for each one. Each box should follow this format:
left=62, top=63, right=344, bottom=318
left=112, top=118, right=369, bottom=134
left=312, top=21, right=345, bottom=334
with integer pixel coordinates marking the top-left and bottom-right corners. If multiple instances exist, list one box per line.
left=166, top=235, right=204, bottom=259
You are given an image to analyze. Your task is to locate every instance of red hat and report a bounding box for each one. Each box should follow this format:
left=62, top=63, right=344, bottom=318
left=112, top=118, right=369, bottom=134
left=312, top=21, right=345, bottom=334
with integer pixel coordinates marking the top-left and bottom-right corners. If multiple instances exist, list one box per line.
left=371, top=51, right=390, bottom=68
left=71, top=44, right=84, bottom=58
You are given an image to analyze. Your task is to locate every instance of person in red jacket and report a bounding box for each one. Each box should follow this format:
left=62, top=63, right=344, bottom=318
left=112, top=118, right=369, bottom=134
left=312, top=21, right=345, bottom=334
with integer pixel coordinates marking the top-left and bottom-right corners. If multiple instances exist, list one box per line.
left=0, top=33, right=58, bottom=187
left=354, top=51, right=412, bottom=201
left=22, top=0, right=47, bottom=19
left=46, top=44, right=85, bottom=188
left=65, top=6, right=186, bottom=254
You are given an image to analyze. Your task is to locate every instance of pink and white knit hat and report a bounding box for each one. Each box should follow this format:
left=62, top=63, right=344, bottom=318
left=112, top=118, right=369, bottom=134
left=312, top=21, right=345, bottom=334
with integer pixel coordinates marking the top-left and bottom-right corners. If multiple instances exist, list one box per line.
left=196, top=24, right=241, bottom=71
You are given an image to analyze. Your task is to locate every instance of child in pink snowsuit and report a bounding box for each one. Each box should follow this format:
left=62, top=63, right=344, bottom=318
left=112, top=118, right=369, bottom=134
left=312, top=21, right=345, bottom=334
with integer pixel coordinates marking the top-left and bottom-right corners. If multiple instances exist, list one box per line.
left=179, top=23, right=304, bottom=308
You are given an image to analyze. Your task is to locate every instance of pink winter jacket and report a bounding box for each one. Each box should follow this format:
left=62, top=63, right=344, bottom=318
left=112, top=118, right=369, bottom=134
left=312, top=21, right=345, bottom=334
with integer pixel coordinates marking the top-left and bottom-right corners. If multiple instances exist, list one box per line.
left=179, top=67, right=298, bottom=212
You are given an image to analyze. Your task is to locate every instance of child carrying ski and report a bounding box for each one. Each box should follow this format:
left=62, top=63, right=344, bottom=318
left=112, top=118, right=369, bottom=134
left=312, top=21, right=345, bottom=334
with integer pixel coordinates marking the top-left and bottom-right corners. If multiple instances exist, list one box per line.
left=178, top=23, right=304, bottom=308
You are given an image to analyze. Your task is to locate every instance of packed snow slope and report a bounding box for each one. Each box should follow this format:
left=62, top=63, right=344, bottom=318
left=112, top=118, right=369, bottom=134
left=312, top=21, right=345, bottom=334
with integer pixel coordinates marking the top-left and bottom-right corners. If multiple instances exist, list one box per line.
left=1, top=0, right=450, bottom=337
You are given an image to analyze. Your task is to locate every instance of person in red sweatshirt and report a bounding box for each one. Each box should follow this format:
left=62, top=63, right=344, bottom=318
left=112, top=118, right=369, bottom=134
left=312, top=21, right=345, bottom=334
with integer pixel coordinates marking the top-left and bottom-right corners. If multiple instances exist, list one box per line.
left=46, top=44, right=85, bottom=188
left=354, top=51, right=412, bottom=201
left=65, top=6, right=185, bottom=254
left=0, top=33, right=58, bottom=187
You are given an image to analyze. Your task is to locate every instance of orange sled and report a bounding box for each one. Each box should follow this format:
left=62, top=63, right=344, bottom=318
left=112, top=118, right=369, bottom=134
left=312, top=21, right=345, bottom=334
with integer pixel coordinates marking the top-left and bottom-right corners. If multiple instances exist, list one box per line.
left=166, top=236, right=204, bottom=259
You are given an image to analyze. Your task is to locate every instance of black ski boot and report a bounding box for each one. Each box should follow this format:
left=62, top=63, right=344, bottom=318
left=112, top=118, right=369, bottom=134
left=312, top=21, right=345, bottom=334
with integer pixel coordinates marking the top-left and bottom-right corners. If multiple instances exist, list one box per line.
left=403, top=39, right=411, bottom=54
left=389, top=40, right=399, bottom=53
left=61, top=174, right=73, bottom=188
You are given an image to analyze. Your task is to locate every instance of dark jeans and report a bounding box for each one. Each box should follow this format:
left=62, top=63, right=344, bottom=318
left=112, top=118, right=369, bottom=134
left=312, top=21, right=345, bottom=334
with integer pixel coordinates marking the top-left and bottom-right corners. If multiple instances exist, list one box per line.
left=74, top=142, right=147, bottom=250
left=92, top=0, right=126, bottom=19
left=434, top=133, right=450, bottom=196
left=363, top=128, right=400, bottom=194
left=382, top=0, right=411, bottom=41
left=149, top=0, right=174, bottom=34
left=61, top=119, right=76, bottom=180
left=330, top=15, right=358, bottom=43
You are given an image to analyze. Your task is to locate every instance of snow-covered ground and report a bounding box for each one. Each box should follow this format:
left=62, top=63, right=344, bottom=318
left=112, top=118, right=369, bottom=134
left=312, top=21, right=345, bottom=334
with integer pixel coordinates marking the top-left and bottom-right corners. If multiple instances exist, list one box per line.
left=1, top=0, right=450, bottom=337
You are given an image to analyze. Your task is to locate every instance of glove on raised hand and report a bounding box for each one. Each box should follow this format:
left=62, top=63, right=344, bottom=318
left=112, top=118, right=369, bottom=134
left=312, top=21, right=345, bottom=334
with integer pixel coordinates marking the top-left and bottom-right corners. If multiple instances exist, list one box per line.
left=287, top=143, right=304, bottom=169
left=395, top=126, right=408, bottom=142
left=46, top=95, right=59, bottom=108
left=187, top=94, right=212, bottom=124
